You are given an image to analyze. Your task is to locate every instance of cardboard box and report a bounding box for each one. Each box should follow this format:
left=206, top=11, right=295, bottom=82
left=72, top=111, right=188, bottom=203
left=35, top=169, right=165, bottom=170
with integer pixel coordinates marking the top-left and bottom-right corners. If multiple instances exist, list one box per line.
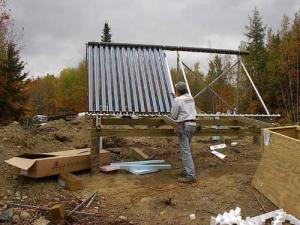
left=5, top=148, right=111, bottom=178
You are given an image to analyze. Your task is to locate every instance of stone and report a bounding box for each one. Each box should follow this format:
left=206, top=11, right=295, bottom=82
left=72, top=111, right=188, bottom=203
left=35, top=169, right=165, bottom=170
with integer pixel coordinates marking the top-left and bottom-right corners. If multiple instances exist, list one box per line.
left=0, top=209, right=13, bottom=221
left=15, top=191, right=20, bottom=197
left=2, top=196, right=7, bottom=200
left=54, top=197, right=59, bottom=202
left=160, top=211, right=167, bottom=215
left=33, top=217, right=51, bottom=225
left=118, top=215, right=127, bottom=221
left=22, top=195, right=28, bottom=200
left=12, top=214, right=20, bottom=223
left=3, top=137, right=7, bottom=141
left=20, top=211, right=31, bottom=220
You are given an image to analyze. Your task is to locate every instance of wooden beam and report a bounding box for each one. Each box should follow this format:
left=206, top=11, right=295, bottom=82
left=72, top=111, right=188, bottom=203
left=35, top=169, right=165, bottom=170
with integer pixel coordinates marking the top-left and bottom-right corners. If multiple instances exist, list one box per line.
left=100, top=117, right=240, bottom=127
left=97, top=128, right=259, bottom=137
left=234, top=117, right=274, bottom=128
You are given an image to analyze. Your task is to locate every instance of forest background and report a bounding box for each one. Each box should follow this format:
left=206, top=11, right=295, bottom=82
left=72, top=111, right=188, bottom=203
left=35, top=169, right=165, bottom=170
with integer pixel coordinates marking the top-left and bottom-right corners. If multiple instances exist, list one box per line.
left=0, top=0, right=299, bottom=124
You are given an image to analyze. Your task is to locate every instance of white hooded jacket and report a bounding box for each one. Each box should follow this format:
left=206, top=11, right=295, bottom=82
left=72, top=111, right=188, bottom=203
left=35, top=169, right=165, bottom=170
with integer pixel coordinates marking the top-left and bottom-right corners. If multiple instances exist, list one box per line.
left=170, top=94, right=197, bottom=126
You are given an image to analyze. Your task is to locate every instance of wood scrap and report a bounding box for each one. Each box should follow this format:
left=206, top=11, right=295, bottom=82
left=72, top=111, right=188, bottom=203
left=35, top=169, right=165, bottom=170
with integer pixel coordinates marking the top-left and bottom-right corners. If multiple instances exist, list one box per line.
left=251, top=190, right=267, bottom=213
left=130, top=148, right=150, bottom=160
left=9, top=202, right=103, bottom=217
left=68, top=192, right=96, bottom=216
left=86, top=192, right=98, bottom=208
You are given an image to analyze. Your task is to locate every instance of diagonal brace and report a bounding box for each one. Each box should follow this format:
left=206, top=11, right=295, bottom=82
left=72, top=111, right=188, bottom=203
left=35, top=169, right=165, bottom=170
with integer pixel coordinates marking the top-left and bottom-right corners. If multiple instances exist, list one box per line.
left=194, top=61, right=239, bottom=99
left=182, top=62, right=234, bottom=110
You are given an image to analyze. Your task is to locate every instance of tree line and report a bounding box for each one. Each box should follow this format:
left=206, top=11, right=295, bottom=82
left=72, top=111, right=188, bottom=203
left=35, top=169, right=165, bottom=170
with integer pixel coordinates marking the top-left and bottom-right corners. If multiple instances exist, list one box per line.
left=0, top=6, right=299, bottom=124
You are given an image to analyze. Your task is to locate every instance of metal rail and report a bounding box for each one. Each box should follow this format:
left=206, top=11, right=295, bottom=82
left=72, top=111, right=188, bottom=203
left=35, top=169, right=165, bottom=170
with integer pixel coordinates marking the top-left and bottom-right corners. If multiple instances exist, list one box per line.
left=87, top=42, right=249, bottom=55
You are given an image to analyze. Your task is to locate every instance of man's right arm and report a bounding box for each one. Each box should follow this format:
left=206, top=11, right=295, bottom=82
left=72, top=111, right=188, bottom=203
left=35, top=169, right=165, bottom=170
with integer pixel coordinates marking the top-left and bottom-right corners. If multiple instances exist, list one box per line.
left=170, top=98, right=180, bottom=120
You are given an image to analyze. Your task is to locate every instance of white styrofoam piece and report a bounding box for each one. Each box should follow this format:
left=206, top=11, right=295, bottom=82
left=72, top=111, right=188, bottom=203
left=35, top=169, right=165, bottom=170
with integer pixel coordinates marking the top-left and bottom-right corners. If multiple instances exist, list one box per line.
left=210, top=150, right=226, bottom=160
left=231, top=142, right=238, bottom=146
left=263, top=129, right=270, bottom=146
left=210, top=208, right=300, bottom=225
left=210, top=144, right=227, bottom=151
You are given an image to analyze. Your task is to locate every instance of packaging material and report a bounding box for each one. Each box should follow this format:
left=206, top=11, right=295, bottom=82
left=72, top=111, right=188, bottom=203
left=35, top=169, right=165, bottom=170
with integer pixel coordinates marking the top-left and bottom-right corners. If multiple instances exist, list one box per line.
left=210, top=150, right=226, bottom=160
left=209, top=144, right=227, bottom=151
left=5, top=148, right=111, bottom=178
left=103, top=160, right=170, bottom=175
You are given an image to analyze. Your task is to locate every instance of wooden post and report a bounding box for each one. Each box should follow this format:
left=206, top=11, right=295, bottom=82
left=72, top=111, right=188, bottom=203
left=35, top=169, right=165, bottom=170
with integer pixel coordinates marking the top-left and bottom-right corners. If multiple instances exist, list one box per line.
left=297, top=126, right=300, bottom=139
left=90, top=117, right=99, bottom=174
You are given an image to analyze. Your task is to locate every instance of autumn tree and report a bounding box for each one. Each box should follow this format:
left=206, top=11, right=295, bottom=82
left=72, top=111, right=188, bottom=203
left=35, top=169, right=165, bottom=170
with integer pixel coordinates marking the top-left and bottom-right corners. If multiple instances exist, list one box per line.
left=101, top=22, right=112, bottom=42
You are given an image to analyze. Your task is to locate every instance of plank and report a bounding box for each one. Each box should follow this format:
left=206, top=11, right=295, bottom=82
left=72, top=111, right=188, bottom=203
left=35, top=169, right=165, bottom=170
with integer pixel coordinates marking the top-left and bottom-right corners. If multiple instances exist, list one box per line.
left=97, top=128, right=259, bottom=137
left=235, top=117, right=274, bottom=128
left=252, top=127, right=300, bottom=218
left=100, top=117, right=240, bottom=127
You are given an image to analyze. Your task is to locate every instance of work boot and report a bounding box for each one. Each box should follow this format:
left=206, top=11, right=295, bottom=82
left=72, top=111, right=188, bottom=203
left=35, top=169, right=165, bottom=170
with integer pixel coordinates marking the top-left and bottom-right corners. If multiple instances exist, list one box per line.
left=177, top=177, right=196, bottom=183
left=177, top=171, right=187, bottom=177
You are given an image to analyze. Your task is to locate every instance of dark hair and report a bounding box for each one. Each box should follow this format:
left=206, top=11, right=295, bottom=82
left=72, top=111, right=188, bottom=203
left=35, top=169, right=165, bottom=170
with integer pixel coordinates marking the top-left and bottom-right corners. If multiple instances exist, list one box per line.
left=177, top=89, right=188, bottom=96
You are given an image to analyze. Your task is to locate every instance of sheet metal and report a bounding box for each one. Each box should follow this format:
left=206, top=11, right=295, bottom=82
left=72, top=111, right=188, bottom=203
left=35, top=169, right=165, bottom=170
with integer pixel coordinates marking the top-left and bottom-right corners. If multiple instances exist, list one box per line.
left=87, top=43, right=175, bottom=114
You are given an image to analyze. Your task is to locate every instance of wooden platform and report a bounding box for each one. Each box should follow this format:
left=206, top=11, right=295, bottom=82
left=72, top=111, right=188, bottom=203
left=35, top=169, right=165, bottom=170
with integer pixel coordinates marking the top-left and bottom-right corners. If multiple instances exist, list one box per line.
left=252, top=126, right=300, bottom=218
left=95, top=116, right=272, bottom=138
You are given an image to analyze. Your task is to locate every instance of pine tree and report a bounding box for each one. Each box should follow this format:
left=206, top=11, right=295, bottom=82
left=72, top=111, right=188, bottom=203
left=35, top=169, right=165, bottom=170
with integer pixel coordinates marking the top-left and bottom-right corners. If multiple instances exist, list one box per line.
left=241, top=8, right=267, bottom=113
left=0, top=42, right=28, bottom=123
left=101, top=22, right=112, bottom=42
left=244, top=7, right=267, bottom=72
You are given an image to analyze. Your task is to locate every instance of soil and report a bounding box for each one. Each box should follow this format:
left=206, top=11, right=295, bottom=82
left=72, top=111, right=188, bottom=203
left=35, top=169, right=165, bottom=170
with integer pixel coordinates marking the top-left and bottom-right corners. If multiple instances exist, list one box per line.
left=0, top=117, right=277, bottom=225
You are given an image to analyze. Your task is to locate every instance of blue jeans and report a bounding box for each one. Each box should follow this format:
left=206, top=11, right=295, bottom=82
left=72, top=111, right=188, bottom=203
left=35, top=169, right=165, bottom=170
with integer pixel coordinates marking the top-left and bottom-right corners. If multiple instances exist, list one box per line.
left=176, top=125, right=196, bottom=179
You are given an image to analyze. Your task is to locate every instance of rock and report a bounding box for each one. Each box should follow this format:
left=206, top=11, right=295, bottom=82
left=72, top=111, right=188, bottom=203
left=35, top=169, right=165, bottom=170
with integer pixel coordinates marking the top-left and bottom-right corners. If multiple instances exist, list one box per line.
left=15, top=191, right=20, bottom=197
left=2, top=196, right=8, bottom=200
left=209, top=162, right=217, bottom=168
left=22, top=195, right=28, bottom=200
left=6, top=190, right=13, bottom=196
left=33, top=216, right=51, bottom=225
left=16, top=197, right=21, bottom=200
left=2, top=205, right=7, bottom=209
left=0, top=209, right=13, bottom=222
left=2, top=137, right=7, bottom=141
left=12, top=214, right=20, bottom=223
left=20, top=211, right=31, bottom=220
left=54, top=133, right=70, bottom=142
left=54, top=197, right=59, bottom=202
left=17, top=145, right=22, bottom=149
left=118, top=215, right=127, bottom=221
left=160, top=211, right=167, bottom=215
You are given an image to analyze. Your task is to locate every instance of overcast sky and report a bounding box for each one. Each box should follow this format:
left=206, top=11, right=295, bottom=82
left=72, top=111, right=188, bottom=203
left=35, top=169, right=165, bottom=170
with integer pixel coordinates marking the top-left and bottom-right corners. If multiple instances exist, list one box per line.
left=8, top=0, right=299, bottom=78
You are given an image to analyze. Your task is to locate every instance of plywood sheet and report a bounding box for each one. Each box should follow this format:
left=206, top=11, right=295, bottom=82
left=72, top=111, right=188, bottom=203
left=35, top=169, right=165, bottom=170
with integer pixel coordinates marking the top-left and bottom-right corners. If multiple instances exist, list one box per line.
left=252, top=127, right=300, bottom=218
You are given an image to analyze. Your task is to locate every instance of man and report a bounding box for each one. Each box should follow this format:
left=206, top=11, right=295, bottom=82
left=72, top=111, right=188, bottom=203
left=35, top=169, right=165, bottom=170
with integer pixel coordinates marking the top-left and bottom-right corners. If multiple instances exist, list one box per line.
left=170, top=81, right=197, bottom=183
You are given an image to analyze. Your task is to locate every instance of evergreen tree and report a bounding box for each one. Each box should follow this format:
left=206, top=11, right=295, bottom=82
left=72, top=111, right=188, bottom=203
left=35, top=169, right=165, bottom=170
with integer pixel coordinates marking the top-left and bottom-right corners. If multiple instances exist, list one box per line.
left=0, top=42, right=28, bottom=123
left=244, top=7, right=267, bottom=72
left=101, top=22, right=112, bottom=42
left=241, top=8, right=267, bottom=113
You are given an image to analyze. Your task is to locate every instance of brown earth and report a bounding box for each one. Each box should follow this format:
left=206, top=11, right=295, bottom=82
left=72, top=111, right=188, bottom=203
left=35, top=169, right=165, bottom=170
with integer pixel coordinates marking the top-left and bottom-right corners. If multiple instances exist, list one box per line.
left=0, top=117, right=277, bottom=224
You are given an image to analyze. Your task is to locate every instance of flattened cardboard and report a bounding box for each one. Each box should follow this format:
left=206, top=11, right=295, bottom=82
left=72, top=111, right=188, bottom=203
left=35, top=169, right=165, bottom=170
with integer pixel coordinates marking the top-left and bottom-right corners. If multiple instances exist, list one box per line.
left=5, top=148, right=110, bottom=178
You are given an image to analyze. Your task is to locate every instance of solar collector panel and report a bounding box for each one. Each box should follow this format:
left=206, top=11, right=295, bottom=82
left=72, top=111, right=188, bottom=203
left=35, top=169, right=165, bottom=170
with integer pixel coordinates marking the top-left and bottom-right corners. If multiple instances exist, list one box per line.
left=88, top=43, right=174, bottom=114
left=121, top=47, right=132, bottom=112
